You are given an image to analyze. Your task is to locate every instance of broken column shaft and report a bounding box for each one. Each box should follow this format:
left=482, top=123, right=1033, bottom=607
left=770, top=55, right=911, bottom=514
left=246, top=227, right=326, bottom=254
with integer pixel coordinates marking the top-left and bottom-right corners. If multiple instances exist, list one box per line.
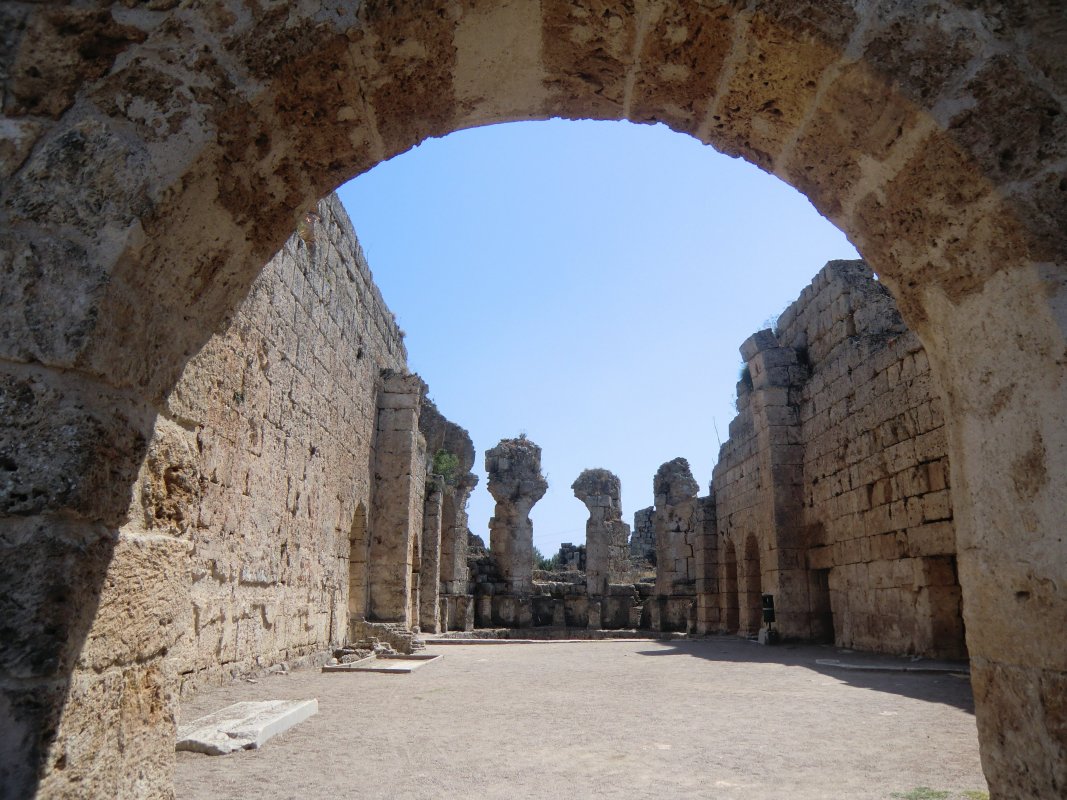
left=572, top=468, right=631, bottom=597
left=486, top=437, right=548, bottom=596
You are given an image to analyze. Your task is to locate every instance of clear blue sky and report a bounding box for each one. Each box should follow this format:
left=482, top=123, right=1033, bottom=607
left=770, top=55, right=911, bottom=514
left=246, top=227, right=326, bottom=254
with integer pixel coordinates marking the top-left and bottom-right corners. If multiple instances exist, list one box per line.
left=337, top=119, right=858, bottom=556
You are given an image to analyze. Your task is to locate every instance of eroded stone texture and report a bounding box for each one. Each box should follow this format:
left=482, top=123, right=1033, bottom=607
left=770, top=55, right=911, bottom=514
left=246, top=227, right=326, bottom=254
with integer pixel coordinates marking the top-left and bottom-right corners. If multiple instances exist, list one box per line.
left=369, top=371, right=428, bottom=628
left=418, top=476, right=444, bottom=634
left=2, top=2, right=1066, bottom=797
left=486, top=437, right=548, bottom=599
left=557, top=542, right=586, bottom=572
left=651, top=458, right=700, bottom=632
left=572, top=469, right=631, bottom=597
left=713, top=261, right=965, bottom=658
left=629, top=506, right=656, bottom=565
left=694, top=494, right=719, bottom=635
left=418, top=399, right=477, bottom=633
left=145, top=196, right=412, bottom=699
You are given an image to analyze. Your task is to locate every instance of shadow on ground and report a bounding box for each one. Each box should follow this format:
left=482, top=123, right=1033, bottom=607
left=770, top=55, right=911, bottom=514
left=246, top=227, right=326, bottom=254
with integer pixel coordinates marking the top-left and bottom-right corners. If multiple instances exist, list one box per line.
left=635, top=636, right=975, bottom=714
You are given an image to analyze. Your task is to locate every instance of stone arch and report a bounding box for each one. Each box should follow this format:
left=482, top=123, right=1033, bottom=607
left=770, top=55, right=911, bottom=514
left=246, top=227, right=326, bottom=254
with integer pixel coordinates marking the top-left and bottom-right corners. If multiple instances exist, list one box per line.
left=721, top=537, right=740, bottom=634
left=348, top=502, right=370, bottom=620
left=741, top=534, right=763, bottom=637
left=3, top=3, right=1066, bottom=797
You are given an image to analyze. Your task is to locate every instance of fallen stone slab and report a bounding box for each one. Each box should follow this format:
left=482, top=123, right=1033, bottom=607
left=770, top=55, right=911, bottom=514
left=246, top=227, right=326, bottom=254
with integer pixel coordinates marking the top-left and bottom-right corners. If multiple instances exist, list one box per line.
left=177, top=699, right=318, bottom=755
left=321, top=653, right=442, bottom=674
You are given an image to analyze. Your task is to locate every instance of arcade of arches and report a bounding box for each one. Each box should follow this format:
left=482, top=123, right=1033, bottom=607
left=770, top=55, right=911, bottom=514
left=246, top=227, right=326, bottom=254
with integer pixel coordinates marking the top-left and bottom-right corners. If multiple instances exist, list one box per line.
left=1, top=2, right=1065, bottom=798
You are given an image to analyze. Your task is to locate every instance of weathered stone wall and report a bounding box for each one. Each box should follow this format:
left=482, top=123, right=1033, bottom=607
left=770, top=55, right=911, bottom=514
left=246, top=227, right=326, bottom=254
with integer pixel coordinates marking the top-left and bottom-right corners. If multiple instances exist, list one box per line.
left=418, top=399, right=477, bottom=633
left=486, top=436, right=548, bottom=597
left=712, top=261, right=964, bottom=658
left=125, top=194, right=409, bottom=697
left=558, top=542, right=586, bottom=572
left=651, top=458, right=701, bottom=632
left=630, top=506, right=656, bottom=564
left=369, top=370, right=428, bottom=628
left=572, top=468, right=631, bottom=597
left=3, top=4, right=1065, bottom=796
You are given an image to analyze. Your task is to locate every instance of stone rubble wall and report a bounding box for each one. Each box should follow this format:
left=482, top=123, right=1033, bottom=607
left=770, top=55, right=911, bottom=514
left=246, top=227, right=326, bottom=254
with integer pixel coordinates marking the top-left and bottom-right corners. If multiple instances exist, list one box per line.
left=124, top=195, right=417, bottom=696
left=557, top=542, right=586, bottom=571
left=630, top=506, right=656, bottom=564
left=572, top=468, right=632, bottom=597
left=418, top=399, right=477, bottom=632
left=650, top=458, right=702, bottom=632
left=712, top=261, right=964, bottom=658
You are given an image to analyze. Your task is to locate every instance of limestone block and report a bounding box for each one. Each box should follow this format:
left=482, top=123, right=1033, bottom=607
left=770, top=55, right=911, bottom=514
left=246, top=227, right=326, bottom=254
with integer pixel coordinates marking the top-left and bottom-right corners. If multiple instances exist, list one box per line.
left=79, top=533, right=192, bottom=673
left=32, top=660, right=175, bottom=798
left=907, top=522, right=956, bottom=557
left=177, top=699, right=318, bottom=755
left=739, top=328, right=780, bottom=361
left=0, top=517, right=119, bottom=681
left=0, top=366, right=152, bottom=524
left=921, top=489, right=952, bottom=522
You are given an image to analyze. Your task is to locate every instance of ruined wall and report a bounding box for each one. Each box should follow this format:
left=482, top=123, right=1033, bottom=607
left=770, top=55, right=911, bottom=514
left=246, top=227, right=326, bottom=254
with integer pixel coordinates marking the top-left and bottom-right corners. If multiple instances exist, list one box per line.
left=572, top=468, right=631, bottom=597
left=126, top=195, right=409, bottom=695
left=630, top=506, right=656, bottom=564
left=418, top=400, right=477, bottom=633
left=781, top=262, right=964, bottom=658
left=369, top=371, right=428, bottom=628
left=712, top=261, right=964, bottom=658
left=651, top=458, right=701, bottom=632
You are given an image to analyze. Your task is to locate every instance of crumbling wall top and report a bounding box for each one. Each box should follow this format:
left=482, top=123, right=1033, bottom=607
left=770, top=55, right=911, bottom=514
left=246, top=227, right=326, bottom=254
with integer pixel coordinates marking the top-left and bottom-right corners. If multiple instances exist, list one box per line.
left=653, top=458, right=699, bottom=507
left=572, top=468, right=622, bottom=516
left=485, top=436, right=548, bottom=504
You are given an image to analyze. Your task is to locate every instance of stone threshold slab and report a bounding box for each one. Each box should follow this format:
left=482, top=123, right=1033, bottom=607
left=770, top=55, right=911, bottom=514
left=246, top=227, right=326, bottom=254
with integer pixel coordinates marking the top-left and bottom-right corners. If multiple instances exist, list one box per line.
left=321, top=653, right=442, bottom=674
left=177, top=699, right=318, bottom=755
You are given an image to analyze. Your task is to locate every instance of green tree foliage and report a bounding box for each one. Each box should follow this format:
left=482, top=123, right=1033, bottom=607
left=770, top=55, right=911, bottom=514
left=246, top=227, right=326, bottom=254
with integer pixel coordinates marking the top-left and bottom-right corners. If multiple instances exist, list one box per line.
left=532, top=546, right=560, bottom=571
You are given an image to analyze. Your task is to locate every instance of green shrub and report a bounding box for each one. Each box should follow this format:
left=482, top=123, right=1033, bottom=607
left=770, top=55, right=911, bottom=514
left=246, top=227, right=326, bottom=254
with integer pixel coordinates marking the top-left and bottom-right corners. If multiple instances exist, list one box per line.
left=432, top=449, right=460, bottom=485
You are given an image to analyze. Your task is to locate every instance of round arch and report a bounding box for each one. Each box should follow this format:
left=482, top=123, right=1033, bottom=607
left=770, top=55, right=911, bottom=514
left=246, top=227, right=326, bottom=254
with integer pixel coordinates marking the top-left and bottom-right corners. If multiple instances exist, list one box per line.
left=2, top=2, right=1064, bottom=797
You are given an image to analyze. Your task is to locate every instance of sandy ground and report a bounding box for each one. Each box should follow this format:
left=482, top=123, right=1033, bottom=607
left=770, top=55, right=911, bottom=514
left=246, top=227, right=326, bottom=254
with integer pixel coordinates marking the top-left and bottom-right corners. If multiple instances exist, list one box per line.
left=174, top=638, right=987, bottom=800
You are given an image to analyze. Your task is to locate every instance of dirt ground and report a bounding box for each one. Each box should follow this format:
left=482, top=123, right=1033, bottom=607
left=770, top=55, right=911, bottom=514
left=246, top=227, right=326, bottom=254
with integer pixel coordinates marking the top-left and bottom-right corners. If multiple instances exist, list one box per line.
left=174, top=638, right=987, bottom=800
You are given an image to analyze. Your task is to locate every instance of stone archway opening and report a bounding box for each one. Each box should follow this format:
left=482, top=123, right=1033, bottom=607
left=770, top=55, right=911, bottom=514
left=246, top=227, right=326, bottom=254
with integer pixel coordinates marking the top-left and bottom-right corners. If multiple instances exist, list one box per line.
left=3, top=3, right=1065, bottom=798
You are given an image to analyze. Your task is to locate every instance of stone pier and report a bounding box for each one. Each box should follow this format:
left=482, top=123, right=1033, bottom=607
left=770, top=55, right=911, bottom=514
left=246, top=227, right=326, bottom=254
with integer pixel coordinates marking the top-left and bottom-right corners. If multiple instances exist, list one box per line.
left=368, top=371, right=428, bottom=627
left=484, top=436, right=548, bottom=626
left=572, top=469, right=630, bottom=597
left=417, top=401, right=477, bottom=634
left=418, top=475, right=444, bottom=633
left=572, top=469, right=634, bottom=628
left=652, top=458, right=701, bottom=632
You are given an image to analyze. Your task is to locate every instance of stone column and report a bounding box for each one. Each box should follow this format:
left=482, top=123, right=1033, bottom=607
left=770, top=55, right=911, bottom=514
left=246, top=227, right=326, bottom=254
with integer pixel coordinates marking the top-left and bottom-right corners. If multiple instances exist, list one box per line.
left=572, top=469, right=631, bottom=597
left=652, top=458, right=700, bottom=632
left=486, top=437, right=548, bottom=596
left=440, top=475, right=477, bottom=594
left=368, top=370, right=427, bottom=626
left=419, top=476, right=444, bottom=633
left=695, top=492, right=720, bottom=635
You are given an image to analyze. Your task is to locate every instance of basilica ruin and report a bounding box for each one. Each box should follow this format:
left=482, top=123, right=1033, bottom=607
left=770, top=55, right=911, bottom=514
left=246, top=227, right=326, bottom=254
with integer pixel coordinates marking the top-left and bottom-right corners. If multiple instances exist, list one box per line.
left=2, top=2, right=1065, bottom=799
